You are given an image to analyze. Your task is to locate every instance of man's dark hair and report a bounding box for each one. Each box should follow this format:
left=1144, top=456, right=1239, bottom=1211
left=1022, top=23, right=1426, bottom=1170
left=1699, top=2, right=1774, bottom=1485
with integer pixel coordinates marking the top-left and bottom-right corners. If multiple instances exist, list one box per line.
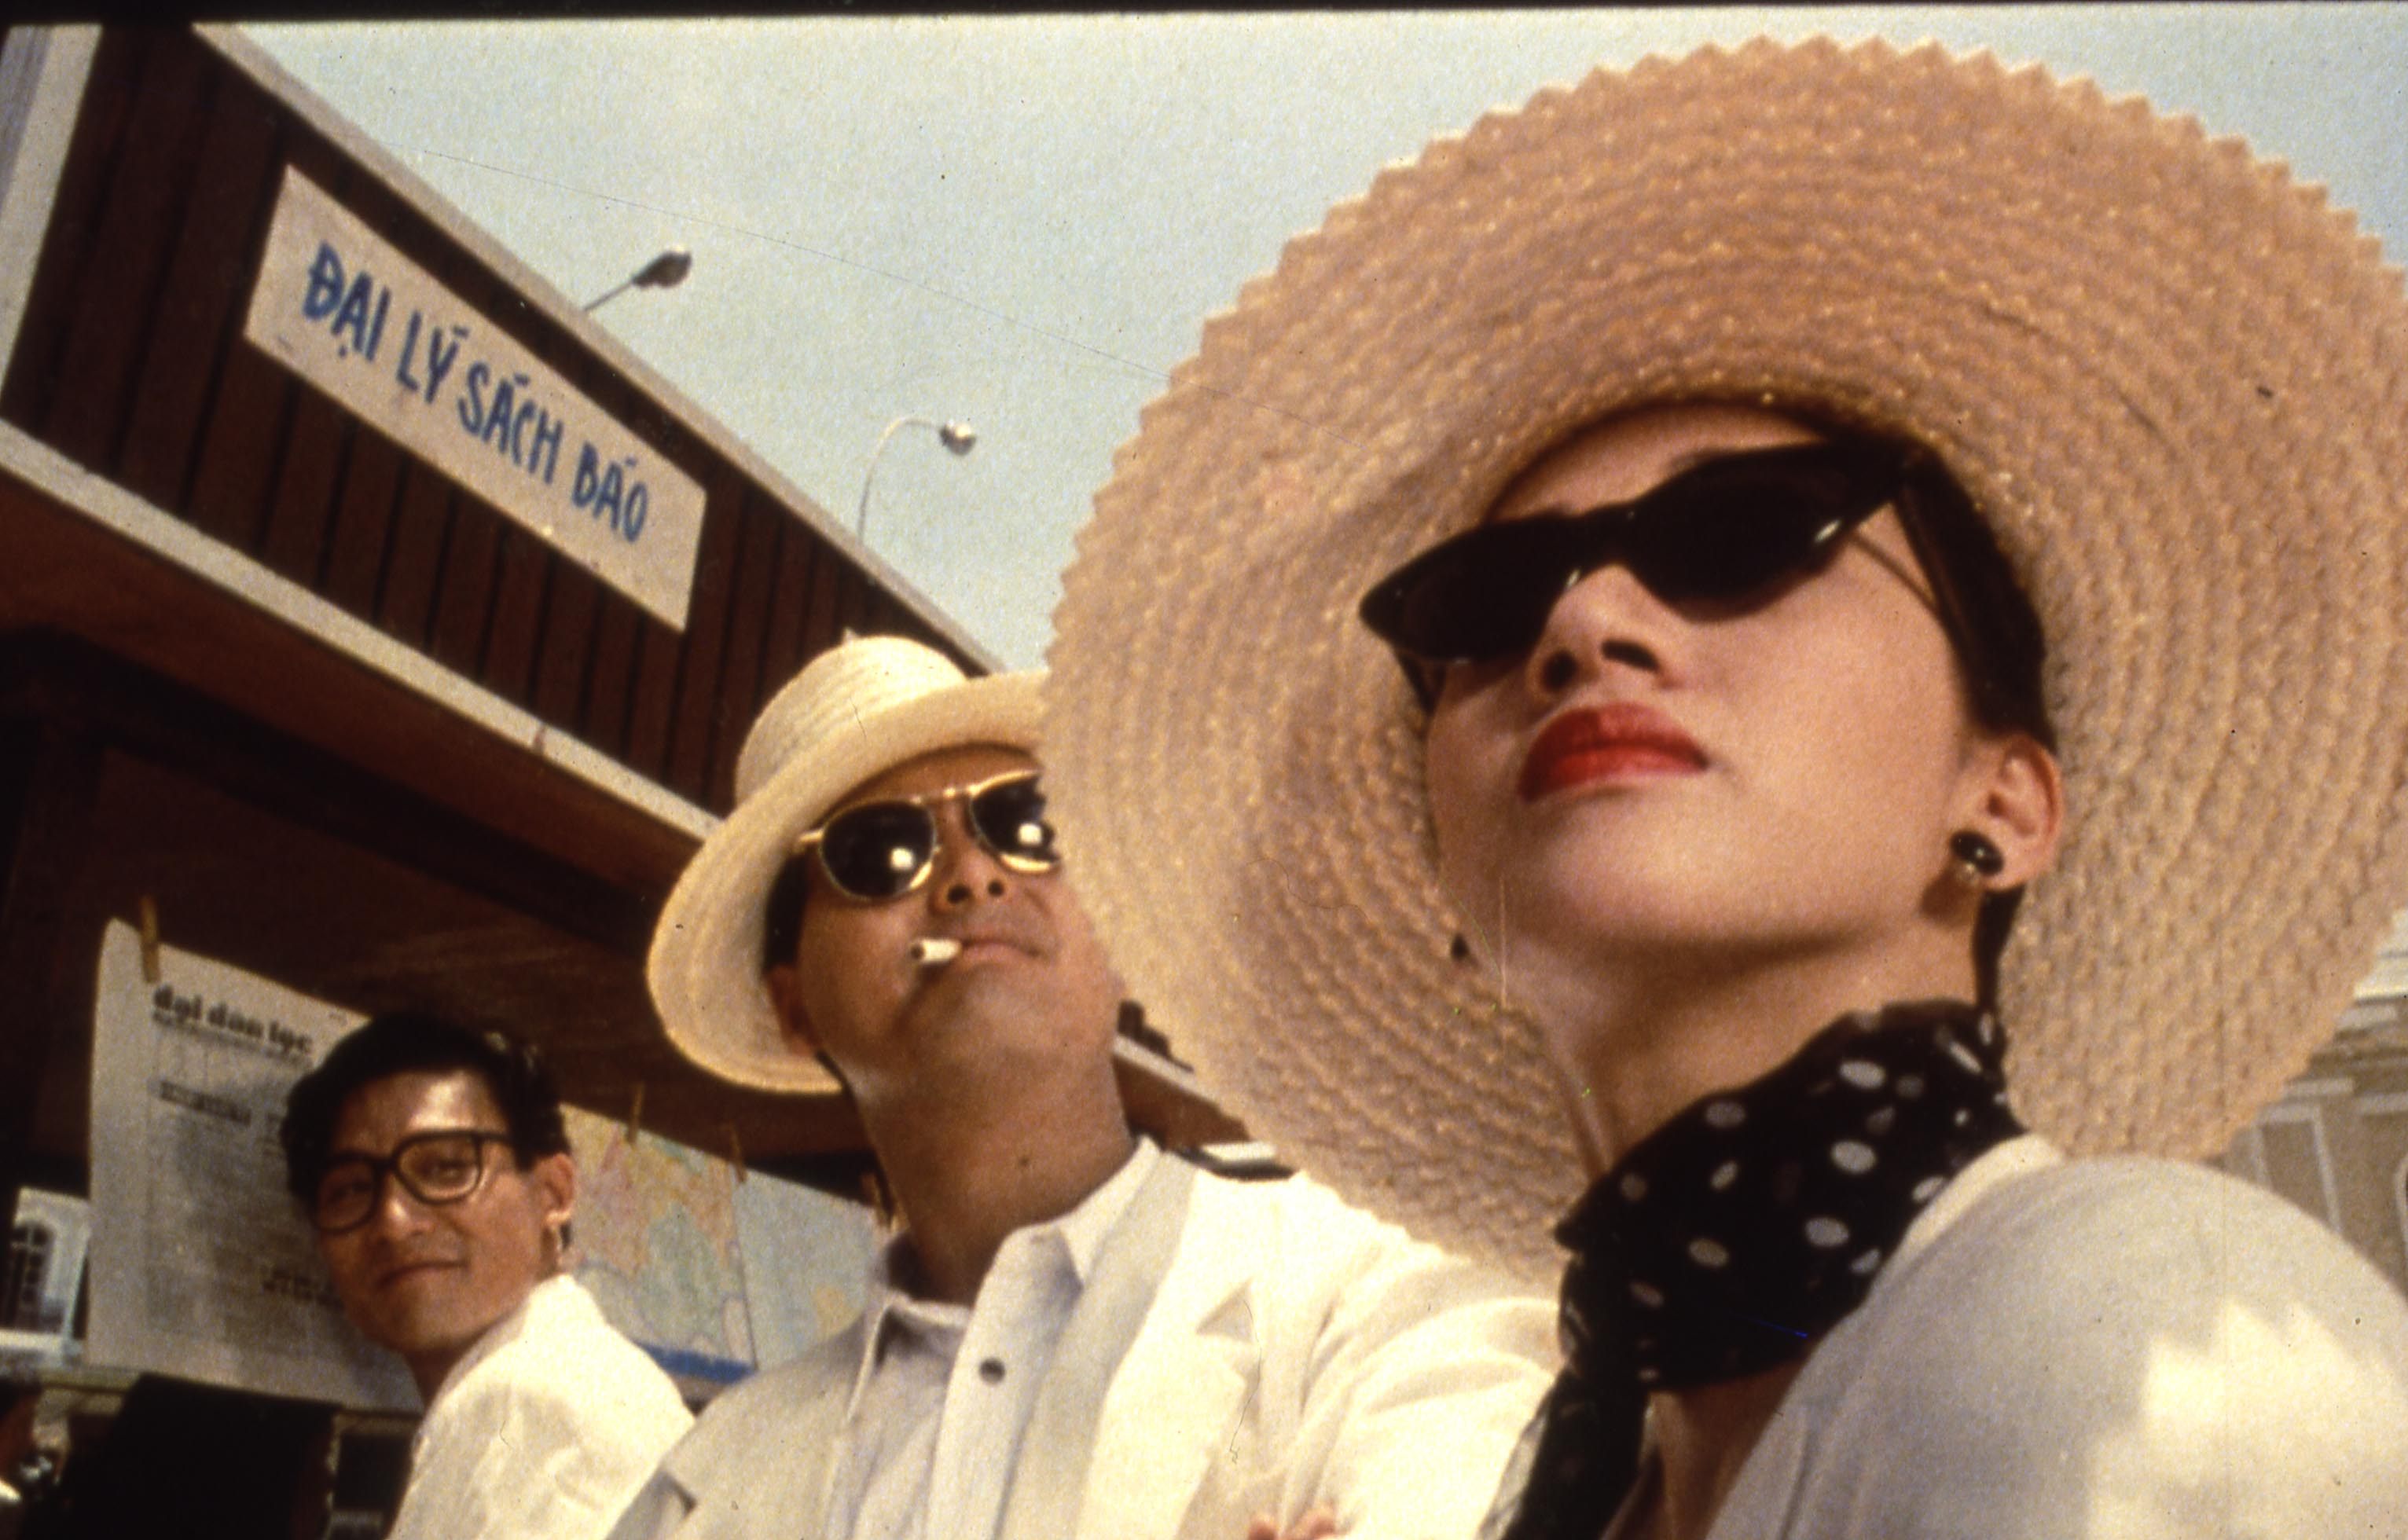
left=762, top=854, right=814, bottom=977
left=759, top=854, right=857, bottom=1094
left=280, top=1011, right=570, bottom=1208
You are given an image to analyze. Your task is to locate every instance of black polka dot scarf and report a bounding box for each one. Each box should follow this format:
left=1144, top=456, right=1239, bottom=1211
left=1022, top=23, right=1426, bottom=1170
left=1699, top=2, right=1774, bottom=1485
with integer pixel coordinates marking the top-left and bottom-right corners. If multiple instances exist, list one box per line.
left=1489, top=998, right=2023, bottom=1540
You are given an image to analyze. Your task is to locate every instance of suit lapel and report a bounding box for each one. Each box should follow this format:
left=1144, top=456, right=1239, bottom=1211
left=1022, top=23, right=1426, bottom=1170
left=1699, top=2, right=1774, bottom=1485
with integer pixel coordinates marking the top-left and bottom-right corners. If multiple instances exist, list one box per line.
left=666, top=1323, right=862, bottom=1540
left=1055, top=1168, right=1268, bottom=1540
left=995, top=1154, right=1206, bottom=1540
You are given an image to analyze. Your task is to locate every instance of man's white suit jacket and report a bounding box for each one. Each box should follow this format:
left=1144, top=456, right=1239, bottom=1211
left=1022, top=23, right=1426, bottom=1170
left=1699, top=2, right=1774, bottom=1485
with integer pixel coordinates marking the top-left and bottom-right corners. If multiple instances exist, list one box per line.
left=607, top=1153, right=1556, bottom=1540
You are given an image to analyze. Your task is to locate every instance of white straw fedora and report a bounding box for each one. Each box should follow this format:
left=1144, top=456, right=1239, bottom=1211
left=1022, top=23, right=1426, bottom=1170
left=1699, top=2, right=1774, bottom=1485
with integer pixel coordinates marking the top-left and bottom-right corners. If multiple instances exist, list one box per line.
left=1044, top=37, right=2408, bottom=1280
left=649, top=635, right=1041, bottom=1093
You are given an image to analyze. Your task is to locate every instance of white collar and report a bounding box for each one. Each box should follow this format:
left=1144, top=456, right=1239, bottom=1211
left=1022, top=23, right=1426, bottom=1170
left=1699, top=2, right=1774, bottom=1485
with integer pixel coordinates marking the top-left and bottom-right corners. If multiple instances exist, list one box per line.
left=1044, top=1135, right=1162, bottom=1286
left=1890, top=1131, right=2063, bottom=1273
left=1613, top=1134, right=2068, bottom=1533
left=418, top=1272, right=585, bottom=1423
left=845, top=1138, right=1162, bottom=1410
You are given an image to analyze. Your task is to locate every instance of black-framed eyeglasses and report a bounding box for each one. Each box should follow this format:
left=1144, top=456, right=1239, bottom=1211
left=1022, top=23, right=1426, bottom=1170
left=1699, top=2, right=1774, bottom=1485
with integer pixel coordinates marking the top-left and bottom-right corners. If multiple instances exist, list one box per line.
left=795, top=769, right=1061, bottom=903
left=309, top=1129, right=515, bottom=1234
left=1359, top=439, right=1947, bottom=700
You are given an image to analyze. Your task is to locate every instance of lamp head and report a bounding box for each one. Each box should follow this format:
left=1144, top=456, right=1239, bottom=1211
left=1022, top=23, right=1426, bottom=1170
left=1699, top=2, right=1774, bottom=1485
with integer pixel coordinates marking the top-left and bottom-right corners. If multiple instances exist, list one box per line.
left=633, top=246, right=693, bottom=291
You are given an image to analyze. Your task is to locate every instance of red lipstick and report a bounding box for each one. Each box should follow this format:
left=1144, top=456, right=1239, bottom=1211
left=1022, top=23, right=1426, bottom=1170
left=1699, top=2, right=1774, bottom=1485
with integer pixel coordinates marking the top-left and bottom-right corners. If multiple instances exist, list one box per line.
left=1518, top=703, right=1706, bottom=800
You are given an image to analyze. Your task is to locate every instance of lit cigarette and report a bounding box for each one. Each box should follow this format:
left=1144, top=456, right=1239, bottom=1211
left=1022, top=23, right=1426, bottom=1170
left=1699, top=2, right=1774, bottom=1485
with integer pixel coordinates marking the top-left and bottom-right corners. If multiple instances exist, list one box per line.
left=909, top=937, right=963, bottom=966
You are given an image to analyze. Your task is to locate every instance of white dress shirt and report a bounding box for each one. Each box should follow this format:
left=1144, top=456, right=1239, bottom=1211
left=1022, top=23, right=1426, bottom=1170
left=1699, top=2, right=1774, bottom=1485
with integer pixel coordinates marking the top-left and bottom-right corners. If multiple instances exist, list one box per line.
left=1584, top=1135, right=2408, bottom=1538
left=825, top=1138, right=1160, bottom=1540
left=603, top=1149, right=1557, bottom=1540
left=389, top=1274, right=694, bottom=1540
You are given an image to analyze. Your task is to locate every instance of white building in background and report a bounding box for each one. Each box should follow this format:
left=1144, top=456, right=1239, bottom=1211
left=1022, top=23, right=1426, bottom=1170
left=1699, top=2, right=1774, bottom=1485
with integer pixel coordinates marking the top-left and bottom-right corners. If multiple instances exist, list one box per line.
left=2222, top=911, right=2408, bottom=1296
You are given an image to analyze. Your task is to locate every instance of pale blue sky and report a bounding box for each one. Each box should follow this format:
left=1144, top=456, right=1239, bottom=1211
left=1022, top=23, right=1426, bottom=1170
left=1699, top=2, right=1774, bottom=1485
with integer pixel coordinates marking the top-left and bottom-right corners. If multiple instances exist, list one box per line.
left=247, top=7, right=2408, bottom=666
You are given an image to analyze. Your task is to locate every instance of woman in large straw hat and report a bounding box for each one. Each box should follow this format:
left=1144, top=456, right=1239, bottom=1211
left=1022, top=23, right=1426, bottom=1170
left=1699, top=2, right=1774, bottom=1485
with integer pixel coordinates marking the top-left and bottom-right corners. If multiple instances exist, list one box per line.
left=1045, top=36, right=2408, bottom=1540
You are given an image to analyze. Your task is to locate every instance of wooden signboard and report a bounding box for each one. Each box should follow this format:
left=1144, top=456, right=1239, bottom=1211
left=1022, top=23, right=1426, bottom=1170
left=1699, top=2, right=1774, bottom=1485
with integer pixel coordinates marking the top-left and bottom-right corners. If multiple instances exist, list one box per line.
left=243, top=167, right=706, bottom=629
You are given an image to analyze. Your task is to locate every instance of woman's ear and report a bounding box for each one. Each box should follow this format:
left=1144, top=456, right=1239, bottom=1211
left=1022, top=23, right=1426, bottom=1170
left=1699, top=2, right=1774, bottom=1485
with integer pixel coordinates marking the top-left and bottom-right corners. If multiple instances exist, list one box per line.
left=1967, top=732, right=2065, bottom=889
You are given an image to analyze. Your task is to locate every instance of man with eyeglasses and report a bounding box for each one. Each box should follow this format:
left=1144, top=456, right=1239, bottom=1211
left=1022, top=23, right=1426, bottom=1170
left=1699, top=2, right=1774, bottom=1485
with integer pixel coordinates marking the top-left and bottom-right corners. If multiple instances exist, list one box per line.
left=609, top=635, right=1551, bottom=1540
left=281, top=1011, right=692, bottom=1540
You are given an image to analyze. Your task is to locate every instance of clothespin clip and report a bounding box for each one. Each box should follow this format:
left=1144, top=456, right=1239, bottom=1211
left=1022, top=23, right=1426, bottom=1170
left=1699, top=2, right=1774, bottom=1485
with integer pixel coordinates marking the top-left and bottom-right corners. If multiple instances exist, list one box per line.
left=626, top=1082, right=646, bottom=1146
left=724, top=1120, right=747, bottom=1184
left=137, top=896, right=163, bottom=984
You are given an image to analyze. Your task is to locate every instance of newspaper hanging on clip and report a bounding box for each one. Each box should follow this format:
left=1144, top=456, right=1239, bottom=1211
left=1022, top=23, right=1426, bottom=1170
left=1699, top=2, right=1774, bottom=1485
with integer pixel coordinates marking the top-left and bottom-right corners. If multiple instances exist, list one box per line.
left=85, top=921, right=417, bottom=1410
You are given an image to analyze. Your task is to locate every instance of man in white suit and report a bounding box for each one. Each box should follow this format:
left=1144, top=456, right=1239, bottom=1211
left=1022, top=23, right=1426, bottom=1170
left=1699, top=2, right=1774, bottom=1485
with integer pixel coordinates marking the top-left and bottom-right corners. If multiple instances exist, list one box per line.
left=614, top=634, right=1555, bottom=1540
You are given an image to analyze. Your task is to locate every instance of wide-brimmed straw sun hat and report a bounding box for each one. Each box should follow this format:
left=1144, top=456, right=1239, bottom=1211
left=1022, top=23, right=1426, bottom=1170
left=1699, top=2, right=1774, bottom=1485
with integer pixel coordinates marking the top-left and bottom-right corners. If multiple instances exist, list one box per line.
left=1043, top=36, right=2408, bottom=1280
left=649, top=635, right=1041, bottom=1093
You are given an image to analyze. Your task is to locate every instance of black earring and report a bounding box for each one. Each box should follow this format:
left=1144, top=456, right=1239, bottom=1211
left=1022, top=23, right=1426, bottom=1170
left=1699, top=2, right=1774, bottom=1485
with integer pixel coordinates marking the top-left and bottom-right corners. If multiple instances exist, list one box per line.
left=1948, top=830, right=2006, bottom=887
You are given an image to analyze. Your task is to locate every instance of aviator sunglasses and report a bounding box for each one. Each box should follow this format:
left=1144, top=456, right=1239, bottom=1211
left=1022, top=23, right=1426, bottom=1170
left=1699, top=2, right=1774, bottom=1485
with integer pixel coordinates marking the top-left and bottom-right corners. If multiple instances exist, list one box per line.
left=1359, top=438, right=1930, bottom=695
left=795, top=769, right=1061, bottom=902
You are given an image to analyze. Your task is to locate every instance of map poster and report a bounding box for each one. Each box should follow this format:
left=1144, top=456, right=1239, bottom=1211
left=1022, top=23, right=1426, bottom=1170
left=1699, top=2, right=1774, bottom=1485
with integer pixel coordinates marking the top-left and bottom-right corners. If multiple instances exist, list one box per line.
left=732, top=1164, right=878, bottom=1373
left=563, top=1106, right=878, bottom=1383
left=563, top=1105, right=754, bottom=1384
left=85, top=922, right=417, bottom=1411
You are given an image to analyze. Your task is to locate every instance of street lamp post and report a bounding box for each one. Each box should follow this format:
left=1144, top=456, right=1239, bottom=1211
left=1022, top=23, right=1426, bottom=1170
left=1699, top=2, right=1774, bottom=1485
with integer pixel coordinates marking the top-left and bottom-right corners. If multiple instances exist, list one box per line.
left=856, top=416, right=978, bottom=541
left=584, top=245, right=694, bottom=312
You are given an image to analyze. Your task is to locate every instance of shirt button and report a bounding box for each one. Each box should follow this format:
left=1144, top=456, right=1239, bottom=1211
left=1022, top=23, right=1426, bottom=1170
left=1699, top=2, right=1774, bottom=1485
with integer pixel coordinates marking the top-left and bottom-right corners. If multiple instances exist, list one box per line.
left=978, top=1358, right=1005, bottom=1384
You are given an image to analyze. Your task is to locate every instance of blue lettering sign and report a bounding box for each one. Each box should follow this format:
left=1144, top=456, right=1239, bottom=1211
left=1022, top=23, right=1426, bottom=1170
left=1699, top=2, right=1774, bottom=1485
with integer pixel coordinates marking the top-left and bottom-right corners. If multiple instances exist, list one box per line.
left=331, top=271, right=376, bottom=361
left=510, top=400, right=538, bottom=470
left=422, top=324, right=464, bottom=405
left=303, top=242, right=343, bottom=322
left=457, top=360, right=490, bottom=434
left=479, top=374, right=519, bottom=453
left=574, top=442, right=600, bottom=507
left=395, top=311, right=424, bottom=394
left=529, top=412, right=563, bottom=485
left=571, top=446, right=644, bottom=541
left=595, top=459, right=626, bottom=531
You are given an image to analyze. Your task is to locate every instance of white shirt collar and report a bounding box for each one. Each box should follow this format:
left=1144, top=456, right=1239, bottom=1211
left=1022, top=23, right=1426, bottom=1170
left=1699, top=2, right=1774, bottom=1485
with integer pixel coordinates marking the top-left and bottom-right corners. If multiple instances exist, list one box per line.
left=1891, top=1131, right=2063, bottom=1272
left=1611, top=1133, right=2068, bottom=1536
left=418, top=1272, right=584, bottom=1425
left=845, top=1137, right=1161, bottom=1410
left=1046, top=1135, right=1161, bottom=1285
